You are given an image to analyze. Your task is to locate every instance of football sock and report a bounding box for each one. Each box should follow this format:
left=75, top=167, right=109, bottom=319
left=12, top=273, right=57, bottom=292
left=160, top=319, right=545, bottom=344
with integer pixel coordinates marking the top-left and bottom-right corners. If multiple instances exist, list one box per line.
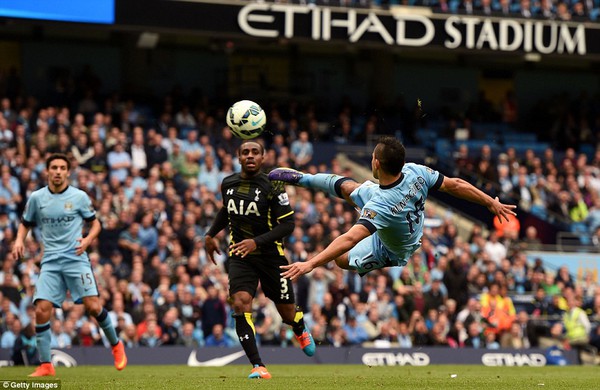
left=286, top=309, right=308, bottom=337
left=35, top=322, right=52, bottom=363
left=298, top=174, right=354, bottom=198
left=234, top=313, right=264, bottom=367
left=95, top=308, right=119, bottom=346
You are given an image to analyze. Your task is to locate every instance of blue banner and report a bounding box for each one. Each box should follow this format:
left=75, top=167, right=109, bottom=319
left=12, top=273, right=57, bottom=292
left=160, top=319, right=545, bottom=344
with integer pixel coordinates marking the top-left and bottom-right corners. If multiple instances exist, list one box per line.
left=0, top=0, right=114, bottom=24
left=0, top=346, right=578, bottom=367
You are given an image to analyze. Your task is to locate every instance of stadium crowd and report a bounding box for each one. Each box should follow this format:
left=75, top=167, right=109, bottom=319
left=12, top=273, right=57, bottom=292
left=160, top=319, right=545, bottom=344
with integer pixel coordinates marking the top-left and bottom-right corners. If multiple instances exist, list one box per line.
left=0, top=68, right=599, bottom=365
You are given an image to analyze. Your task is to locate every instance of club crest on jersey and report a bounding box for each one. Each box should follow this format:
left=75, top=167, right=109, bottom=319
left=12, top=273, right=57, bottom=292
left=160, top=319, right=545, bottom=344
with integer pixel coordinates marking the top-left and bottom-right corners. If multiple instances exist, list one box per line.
left=426, top=167, right=435, bottom=174
left=362, top=208, right=377, bottom=219
left=64, top=202, right=73, bottom=210
left=254, top=189, right=261, bottom=202
left=278, top=193, right=290, bottom=206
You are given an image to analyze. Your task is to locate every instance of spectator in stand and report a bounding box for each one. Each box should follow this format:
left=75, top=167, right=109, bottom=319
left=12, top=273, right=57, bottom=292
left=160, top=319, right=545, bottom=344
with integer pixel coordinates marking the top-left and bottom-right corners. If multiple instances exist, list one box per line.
left=129, top=127, right=148, bottom=173
left=520, top=0, right=534, bottom=17
left=0, top=165, right=21, bottom=223
left=145, top=130, right=169, bottom=170
left=138, top=212, right=159, bottom=255
left=424, top=273, right=446, bottom=313
left=343, top=315, right=369, bottom=345
left=481, top=297, right=513, bottom=337
left=464, top=321, right=484, bottom=348
left=1, top=317, right=21, bottom=349
left=562, top=295, right=592, bottom=357
left=201, top=285, right=227, bottom=339
left=483, top=231, right=507, bottom=266
left=477, top=0, right=494, bottom=15
left=197, top=154, right=221, bottom=193
left=485, top=331, right=500, bottom=349
left=290, top=131, right=314, bottom=170
left=205, top=323, right=235, bottom=347
left=139, top=319, right=162, bottom=347
left=497, top=0, right=512, bottom=15
left=160, top=307, right=180, bottom=345
left=408, top=313, right=431, bottom=347
left=107, top=142, right=132, bottom=184
left=120, top=324, right=140, bottom=348
left=556, top=1, right=572, bottom=20
left=118, top=222, right=142, bottom=266
left=49, top=319, right=72, bottom=349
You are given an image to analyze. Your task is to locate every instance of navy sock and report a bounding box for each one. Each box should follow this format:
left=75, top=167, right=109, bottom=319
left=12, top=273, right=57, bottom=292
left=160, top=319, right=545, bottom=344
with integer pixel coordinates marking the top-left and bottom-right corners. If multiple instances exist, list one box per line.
left=95, top=308, right=119, bottom=346
left=35, top=322, right=51, bottom=363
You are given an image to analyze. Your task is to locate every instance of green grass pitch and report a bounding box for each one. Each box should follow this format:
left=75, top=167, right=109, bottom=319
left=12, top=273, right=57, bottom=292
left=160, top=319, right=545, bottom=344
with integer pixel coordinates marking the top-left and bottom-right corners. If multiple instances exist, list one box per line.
left=1, top=365, right=599, bottom=389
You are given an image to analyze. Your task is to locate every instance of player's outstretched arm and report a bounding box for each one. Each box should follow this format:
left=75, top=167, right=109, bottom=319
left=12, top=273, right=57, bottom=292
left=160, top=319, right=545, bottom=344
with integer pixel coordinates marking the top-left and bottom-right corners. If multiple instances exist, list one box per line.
left=281, top=224, right=370, bottom=281
left=439, top=176, right=517, bottom=223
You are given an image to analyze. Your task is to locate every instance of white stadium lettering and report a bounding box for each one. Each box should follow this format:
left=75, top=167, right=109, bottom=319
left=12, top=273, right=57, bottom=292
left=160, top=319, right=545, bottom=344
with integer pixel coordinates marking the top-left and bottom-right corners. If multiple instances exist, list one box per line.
left=482, top=353, right=546, bottom=367
left=238, top=4, right=587, bottom=55
left=361, top=352, right=430, bottom=366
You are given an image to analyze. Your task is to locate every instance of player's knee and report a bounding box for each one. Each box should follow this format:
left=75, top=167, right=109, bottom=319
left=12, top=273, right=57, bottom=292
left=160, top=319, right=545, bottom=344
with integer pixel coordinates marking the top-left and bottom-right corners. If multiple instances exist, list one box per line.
left=340, top=180, right=359, bottom=198
left=34, top=302, right=53, bottom=322
left=335, top=256, right=350, bottom=270
left=230, top=294, right=252, bottom=314
left=83, top=300, right=102, bottom=317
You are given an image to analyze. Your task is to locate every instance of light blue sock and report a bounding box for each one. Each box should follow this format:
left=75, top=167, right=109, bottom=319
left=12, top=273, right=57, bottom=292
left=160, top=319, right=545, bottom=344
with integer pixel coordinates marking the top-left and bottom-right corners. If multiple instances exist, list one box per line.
left=95, top=308, right=119, bottom=346
left=298, top=173, right=346, bottom=198
left=35, top=322, right=52, bottom=363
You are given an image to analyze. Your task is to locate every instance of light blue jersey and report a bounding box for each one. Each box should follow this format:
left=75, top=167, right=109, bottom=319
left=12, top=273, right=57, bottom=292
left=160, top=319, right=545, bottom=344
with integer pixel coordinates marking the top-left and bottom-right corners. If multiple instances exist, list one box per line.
left=23, top=185, right=95, bottom=261
left=348, top=163, right=443, bottom=274
left=24, top=185, right=99, bottom=307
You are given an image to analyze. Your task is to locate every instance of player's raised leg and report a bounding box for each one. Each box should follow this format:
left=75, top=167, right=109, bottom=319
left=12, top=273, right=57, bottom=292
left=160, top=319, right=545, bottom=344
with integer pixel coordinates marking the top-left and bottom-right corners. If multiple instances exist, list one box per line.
left=82, top=296, right=127, bottom=370
left=29, top=299, right=55, bottom=377
left=268, top=168, right=360, bottom=206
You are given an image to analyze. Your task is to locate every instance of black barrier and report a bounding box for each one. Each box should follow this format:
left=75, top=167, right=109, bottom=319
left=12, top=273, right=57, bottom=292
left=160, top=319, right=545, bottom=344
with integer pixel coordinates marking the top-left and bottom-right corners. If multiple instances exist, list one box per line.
left=115, top=1, right=600, bottom=58
left=0, top=346, right=578, bottom=367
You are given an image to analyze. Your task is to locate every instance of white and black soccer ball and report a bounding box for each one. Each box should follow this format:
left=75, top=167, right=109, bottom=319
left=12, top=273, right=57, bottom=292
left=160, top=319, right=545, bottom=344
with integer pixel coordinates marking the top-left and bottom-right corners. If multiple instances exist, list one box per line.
left=226, top=100, right=267, bottom=140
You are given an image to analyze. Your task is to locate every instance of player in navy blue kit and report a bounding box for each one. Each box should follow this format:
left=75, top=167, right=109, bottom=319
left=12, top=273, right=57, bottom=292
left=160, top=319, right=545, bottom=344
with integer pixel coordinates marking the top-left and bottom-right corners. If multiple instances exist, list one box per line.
left=271, top=136, right=517, bottom=280
left=12, top=154, right=126, bottom=377
left=205, top=141, right=315, bottom=380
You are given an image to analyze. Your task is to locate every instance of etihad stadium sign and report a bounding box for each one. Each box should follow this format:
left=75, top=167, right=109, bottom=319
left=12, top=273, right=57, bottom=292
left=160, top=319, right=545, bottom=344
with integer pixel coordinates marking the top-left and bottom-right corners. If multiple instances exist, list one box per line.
left=238, top=3, right=587, bottom=55
left=117, top=1, right=600, bottom=57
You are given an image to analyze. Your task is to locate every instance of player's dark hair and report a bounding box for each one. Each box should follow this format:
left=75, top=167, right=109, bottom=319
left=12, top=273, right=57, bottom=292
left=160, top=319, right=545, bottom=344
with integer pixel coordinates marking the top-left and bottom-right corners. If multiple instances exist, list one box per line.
left=46, top=153, right=71, bottom=170
left=374, top=136, right=405, bottom=175
left=238, top=140, right=265, bottom=155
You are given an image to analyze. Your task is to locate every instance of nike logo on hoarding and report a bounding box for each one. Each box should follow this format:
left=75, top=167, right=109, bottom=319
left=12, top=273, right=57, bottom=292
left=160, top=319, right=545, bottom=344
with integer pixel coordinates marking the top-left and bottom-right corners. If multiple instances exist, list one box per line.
left=187, top=350, right=246, bottom=367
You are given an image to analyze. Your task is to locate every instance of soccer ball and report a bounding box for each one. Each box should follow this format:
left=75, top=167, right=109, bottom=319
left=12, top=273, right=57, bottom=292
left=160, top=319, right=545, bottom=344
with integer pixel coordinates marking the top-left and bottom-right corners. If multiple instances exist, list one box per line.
left=226, top=100, right=267, bottom=140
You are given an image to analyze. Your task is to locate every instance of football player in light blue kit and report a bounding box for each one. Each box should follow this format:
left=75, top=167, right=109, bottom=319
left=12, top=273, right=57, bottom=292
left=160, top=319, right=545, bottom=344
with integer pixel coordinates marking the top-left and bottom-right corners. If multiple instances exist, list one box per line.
left=12, top=153, right=127, bottom=377
left=271, top=136, right=517, bottom=280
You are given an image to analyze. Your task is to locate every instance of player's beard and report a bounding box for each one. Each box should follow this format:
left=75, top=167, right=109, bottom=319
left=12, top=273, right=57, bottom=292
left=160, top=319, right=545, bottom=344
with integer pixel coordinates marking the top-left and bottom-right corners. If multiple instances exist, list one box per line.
left=51, top=175, right=66, bottom=189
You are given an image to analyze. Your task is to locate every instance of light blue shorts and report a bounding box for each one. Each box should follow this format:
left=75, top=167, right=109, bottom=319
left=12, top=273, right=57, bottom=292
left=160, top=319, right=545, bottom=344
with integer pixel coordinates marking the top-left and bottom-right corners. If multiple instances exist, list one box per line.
left=347, top=234, right=419, bottom=276
left=347, top=180, right=421, bottom=276
left=34, top=253, right=98, bottom=308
